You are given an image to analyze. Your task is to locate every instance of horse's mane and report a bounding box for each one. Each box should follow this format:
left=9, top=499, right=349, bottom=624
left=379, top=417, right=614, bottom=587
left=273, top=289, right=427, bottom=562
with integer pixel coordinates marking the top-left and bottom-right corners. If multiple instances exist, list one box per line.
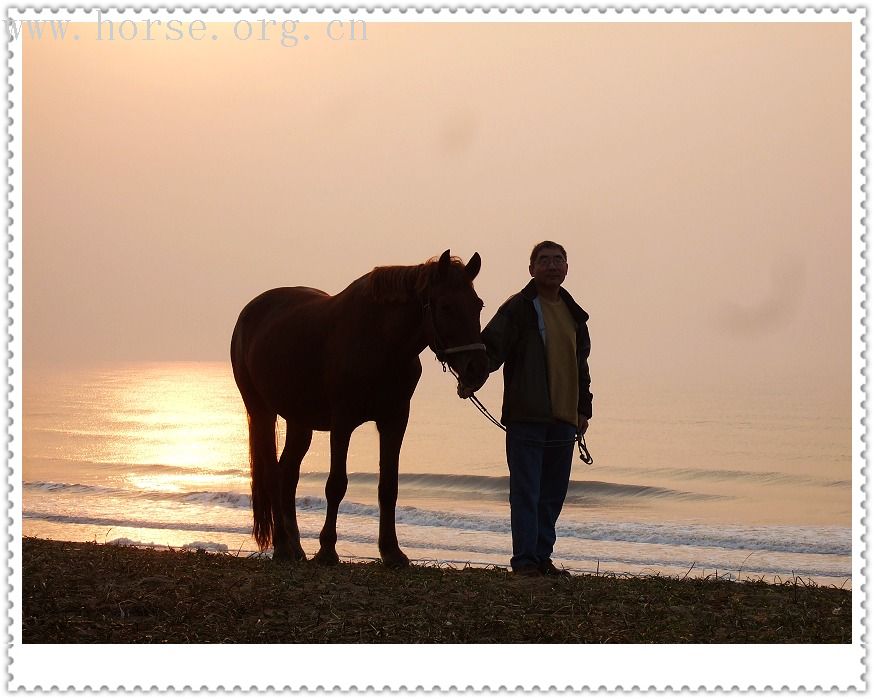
left=366, top=256, right=469, bottom=304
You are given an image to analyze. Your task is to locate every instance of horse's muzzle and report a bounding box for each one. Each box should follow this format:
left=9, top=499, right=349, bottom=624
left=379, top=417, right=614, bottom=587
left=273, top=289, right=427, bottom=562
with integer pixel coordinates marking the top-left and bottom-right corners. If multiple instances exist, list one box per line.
left=451, top=348, right=489, bottom=392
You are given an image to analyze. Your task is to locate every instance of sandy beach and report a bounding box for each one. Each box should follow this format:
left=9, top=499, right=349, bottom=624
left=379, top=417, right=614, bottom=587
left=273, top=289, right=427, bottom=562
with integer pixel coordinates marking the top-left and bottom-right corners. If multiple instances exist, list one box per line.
left=22, top=537, right=851, bottom=644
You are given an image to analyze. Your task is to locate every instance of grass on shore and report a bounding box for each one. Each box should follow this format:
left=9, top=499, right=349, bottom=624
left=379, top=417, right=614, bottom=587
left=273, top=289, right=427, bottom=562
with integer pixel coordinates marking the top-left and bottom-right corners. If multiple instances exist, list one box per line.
left=22, top=537, right=852, bottom=643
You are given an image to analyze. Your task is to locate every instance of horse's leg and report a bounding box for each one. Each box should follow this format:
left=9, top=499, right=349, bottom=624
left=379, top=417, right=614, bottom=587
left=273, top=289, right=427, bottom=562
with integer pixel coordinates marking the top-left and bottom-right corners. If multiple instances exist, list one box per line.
left=278, top=422, right=312, bottom=562
left=268, top=446, right=294, bottom=563
left=313, top=423, right=352, bottom=566
left=376, top=405, right=411, bottom=568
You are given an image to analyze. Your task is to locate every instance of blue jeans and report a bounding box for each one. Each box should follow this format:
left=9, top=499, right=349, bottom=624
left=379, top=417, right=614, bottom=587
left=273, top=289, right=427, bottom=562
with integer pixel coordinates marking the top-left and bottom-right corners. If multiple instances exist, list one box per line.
left=506, top=421, right=576, bottom=570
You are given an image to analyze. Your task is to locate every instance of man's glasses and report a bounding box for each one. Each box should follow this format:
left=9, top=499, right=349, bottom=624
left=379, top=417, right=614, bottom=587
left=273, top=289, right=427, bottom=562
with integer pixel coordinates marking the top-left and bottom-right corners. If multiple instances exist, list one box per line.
left=534, top=255, right=567, bottom=268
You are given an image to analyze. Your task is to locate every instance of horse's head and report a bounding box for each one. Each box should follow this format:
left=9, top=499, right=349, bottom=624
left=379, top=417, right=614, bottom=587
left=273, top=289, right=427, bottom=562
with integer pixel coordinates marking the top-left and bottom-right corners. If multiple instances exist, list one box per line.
left=425, top=250, right=489, bottom=391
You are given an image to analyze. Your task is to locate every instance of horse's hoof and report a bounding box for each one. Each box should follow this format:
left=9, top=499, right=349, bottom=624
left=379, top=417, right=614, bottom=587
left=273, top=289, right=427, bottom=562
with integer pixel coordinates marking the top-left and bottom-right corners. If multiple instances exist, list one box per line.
left=381, top=551, right=410, bottom=568
left=313, top=548, right=340, bottom=566
left=272, top=549, right=293, bottom=564
left=272, top=545, right=307, bottom=564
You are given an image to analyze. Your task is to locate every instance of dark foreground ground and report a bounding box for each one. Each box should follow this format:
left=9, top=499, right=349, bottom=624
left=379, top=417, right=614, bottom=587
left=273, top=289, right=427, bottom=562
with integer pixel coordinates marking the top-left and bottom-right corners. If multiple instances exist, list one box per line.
left=22, top=537, right=851, bottom=643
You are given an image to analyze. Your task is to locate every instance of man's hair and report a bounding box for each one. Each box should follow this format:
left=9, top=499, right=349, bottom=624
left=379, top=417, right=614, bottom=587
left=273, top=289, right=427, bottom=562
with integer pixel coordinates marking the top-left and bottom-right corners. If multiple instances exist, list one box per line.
left=530, top=241, right=567, bottom=265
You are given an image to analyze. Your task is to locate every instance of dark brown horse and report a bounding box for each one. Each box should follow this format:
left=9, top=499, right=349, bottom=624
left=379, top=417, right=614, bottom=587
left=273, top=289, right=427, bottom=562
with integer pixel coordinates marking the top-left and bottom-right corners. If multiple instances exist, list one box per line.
left=230, top=251, right=488, bottom=566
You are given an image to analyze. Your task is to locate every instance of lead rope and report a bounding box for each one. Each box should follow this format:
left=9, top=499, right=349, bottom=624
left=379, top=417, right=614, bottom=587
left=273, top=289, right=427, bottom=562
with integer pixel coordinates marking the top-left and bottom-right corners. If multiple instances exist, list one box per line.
left=440, top=360, right=593, bottom=464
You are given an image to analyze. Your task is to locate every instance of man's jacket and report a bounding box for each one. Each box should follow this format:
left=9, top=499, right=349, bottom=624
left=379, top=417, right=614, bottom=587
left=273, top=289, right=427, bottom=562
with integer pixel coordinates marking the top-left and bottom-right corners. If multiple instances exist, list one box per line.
left=481, top=279, right=592, bottom=425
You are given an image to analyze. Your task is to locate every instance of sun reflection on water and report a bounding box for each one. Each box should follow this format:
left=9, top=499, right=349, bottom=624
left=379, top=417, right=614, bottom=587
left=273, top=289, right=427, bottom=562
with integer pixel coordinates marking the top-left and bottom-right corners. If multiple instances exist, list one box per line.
left=44, top=362, right=253, bottom=488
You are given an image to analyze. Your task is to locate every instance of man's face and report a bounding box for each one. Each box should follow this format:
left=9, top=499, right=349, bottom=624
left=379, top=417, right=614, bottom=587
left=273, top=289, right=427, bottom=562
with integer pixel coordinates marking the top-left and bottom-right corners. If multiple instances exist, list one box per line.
left=529, top=246, right=568, bottom=288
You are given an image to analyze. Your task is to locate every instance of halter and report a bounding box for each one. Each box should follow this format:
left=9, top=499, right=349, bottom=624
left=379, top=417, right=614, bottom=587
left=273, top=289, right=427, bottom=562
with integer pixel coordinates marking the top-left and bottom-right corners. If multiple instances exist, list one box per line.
left=422, top=300, right=486, bottom=364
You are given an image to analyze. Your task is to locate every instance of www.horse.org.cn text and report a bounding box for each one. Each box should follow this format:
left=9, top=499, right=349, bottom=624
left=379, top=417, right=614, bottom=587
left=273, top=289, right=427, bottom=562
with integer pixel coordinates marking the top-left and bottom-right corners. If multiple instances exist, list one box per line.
left=7, top=16, right=369, bottom=48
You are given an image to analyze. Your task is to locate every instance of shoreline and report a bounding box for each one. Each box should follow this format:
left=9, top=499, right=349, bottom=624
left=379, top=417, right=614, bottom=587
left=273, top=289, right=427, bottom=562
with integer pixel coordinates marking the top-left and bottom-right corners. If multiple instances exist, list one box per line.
left=22, top=519, right=853, bottom=587
left=21, top=536, right=852, bottom=643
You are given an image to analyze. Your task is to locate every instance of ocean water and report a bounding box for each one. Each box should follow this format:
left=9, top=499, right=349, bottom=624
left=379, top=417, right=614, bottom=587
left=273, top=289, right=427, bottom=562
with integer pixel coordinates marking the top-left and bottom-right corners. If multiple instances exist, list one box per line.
left=21, top=361, right=853, bottom=584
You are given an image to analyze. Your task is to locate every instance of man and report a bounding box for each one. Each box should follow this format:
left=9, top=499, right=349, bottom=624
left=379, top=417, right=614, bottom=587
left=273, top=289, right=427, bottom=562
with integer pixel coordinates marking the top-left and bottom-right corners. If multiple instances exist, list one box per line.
left=459, top=241, right=592, bottom=577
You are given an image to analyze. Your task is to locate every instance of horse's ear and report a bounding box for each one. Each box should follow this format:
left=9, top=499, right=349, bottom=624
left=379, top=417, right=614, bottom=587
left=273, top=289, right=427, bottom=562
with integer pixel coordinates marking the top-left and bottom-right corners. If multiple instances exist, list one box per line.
left=465, top=252, right=481, bottom=280
left=438, top=250, right=451, bottom=278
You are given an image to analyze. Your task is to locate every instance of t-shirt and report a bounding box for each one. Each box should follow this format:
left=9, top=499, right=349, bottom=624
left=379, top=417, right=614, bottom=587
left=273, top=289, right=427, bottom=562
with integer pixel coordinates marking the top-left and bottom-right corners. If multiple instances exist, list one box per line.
left=539, top=296, right=579, bottom=427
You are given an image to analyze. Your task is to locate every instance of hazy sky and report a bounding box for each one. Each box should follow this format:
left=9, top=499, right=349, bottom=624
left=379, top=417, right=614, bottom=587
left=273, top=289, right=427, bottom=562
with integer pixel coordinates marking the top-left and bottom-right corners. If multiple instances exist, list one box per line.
left=23, top=20, right=852, bottom=393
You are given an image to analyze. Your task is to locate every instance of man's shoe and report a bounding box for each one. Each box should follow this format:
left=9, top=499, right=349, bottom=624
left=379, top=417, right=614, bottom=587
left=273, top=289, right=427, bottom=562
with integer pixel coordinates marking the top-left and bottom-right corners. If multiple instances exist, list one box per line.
left=540, top=560, right=571, bottom=577
left=512, top=564, right=543, bottom=577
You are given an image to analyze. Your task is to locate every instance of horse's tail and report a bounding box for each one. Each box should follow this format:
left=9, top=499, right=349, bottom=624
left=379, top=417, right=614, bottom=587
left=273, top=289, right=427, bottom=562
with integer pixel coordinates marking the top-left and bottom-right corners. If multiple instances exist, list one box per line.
left=248, top=409, right=278, bottom=551
left=231, top=316, right=278, bottom=552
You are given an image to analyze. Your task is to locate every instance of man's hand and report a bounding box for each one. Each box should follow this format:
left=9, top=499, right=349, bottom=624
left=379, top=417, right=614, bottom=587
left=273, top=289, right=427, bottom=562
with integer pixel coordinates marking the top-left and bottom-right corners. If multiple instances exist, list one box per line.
left=578, top=415, right=589, bottom=435
left=457, top=383, right=476, bottom=399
